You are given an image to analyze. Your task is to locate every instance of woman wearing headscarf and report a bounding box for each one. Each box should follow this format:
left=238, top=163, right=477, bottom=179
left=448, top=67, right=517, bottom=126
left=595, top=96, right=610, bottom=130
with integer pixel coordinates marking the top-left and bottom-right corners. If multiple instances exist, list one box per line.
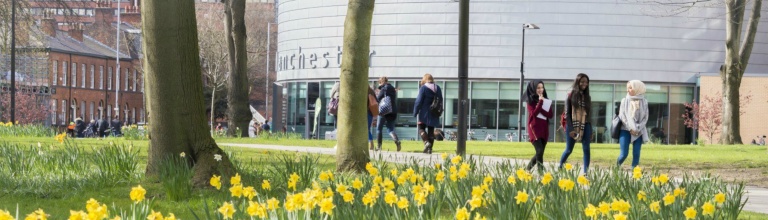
left=524, top=80, right=553, bottom=171
left=617, top=80, right=649, bottom=168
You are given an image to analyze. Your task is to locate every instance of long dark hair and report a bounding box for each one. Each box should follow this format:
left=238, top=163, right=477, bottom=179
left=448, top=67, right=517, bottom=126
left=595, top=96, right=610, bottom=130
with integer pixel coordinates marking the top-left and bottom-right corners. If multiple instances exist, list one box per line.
left=569, top=73, right=591, bottom=112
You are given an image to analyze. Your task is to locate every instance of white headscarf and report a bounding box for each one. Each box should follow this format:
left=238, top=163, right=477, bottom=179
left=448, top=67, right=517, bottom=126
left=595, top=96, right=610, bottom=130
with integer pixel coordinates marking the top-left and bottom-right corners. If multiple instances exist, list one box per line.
left=627, top=80, right=646, bottom=118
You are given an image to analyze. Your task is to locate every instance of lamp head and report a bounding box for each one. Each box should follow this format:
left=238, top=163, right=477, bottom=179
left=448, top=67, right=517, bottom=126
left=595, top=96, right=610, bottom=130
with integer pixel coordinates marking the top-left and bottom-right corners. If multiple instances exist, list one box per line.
left=523, top=23, right=540, bottom=29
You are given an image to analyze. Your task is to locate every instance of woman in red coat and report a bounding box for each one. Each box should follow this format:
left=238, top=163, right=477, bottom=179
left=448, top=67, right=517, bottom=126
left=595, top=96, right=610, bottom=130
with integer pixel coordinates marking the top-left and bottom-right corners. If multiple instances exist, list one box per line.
left=524, top=80, right=553, bottom=171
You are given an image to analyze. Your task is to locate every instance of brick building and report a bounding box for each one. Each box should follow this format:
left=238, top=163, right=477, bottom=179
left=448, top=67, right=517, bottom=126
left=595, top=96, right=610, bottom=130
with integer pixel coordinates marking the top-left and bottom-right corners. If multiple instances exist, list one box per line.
left=699, top=74, right=768, bottom=144
left=26, top=0, right=141, bottom=31
left=23, top=3, right=145, bottom=127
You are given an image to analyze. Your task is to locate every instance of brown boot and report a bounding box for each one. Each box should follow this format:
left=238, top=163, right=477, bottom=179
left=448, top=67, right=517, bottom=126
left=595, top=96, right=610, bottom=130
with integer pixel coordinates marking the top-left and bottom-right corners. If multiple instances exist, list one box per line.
left=390, top=132, right=401, bottom=152
left=420, top=130, right=431, bottom=154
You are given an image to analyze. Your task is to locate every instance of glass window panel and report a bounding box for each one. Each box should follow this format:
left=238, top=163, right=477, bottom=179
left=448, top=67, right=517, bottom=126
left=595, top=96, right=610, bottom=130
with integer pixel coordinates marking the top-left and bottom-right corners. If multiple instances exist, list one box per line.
left=669, top=86, right=695, bottom=144
left=499, top=82, right=522, bottom=141
left=470, top=82, right=498, bottom=140
left=395, top=81, right=419, bottom=127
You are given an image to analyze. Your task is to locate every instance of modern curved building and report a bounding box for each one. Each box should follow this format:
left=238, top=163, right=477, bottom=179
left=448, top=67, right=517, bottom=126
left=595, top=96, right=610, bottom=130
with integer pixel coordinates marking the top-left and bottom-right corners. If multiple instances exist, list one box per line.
left=273, top=0, right=768, bottom=144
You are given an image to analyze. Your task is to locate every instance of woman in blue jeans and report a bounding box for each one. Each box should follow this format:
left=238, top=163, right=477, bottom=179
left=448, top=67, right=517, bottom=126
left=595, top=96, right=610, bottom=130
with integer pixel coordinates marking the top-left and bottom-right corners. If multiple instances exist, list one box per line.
left=559, top=73, right=592, bottom=173
left=617, top=80, right=649, bottom=167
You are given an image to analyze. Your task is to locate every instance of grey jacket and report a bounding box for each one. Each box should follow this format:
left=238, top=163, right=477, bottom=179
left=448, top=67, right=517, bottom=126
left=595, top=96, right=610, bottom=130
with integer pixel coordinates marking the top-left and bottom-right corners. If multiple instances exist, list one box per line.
left=619, top=96, right=649, bottom=143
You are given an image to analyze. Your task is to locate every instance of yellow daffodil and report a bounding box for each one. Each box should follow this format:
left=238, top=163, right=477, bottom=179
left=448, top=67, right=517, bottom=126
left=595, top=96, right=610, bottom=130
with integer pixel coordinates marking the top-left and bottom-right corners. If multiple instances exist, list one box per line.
left=146, top=210, right=163, bottom=220
left=435, top=163, right=441, bottom=170
left=262, top=180, right=271, bottom=191
left=397, top=196, right=409, bottom=209
left=684, top=206, right=697, bottom=219
left=0, top=210, right=14, bottom=220
left=243, top=186, right=257, bottom=200
left=164, top=213, right=176, bottom=220
left=230, top=173, right=241, bottom=186
left=319, top=198, right=334, bottom=216
left=715, top=192, right=726, bottom=204
left=229, top=184, right=243, bottom=198
left=474, top=214, right=487, bottom=220
left=210, top=175, right=221, bottom=190
left=650, top=201, right=661, bottom=213
left=441, top=153, right=448, bottom=160
left=471, top=186, right=485, bottom=198
left=541, top=172, right=553, bottom=185
left=130, top=185, right=146, bottom=203
left=702, top=201, right=715, bottom=216
left=674, top=187, right=686, bottom=197
left=385, top=190, right=398, bottom=205
left=578, top=175, right=590, bottom=186
left=469, top=196, right=483, bottom=211
left=507, top=175, right=516, bottom=185
left=26, top=209, right=48, bottom=220
left=451, top=155, right=462, bottom=165
left=247, top=201, right=267, bottom=218
left=267, top=198, right=280, bottom=210
left=558, top=179, right=575, bottom=192
left=515, top=191, right=529, bottom=204
left=352, top=178, right=363, bottom=190
left=455, top=207, right=469, bottom=220
left=613, top=213, right=627, bottom=220
left=436, top=171, right=446, bottom=182
left=663, top=193, right=675, bottom=206
left=69, top=210, right=88, bottom=220
left=483, top=175, right=493, bottom=185
left=637, top=191, right=647, bottom=201
left=584, top=204, right=597, bottom=218
left=342, top=191, right=355, bottom=204
left=599, top=202, right=610, bottom=216
left=610, top=199, right=630, bottom=213
left=659, top=174, right=669, bottom=185
left=564, top=163, right=573, bottom=171
left=535, top=196, right=543, bottom=204
left=218, top=202, right=236, bottom=219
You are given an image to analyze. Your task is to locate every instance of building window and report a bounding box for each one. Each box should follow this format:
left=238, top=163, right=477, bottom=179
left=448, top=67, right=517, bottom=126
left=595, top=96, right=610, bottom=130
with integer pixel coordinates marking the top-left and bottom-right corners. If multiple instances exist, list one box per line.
left=107, top=104, right=112, bottom=120
left=52, top=61, right=58, bottom=86
left=108, top=67, right=112, bottom=90
left=125, top=68, right=129, bottom=91
left=51, top=100, right=57, bottom=125
left=62, top=61, right=67, bottom=86
left=71, top=62, right=77, bottom=88
left=99, top=66, right=104, bottom=89
left=90, top=102, right=95, bottom=121
left=90, top=65, right=95, bottom=89
left=132, top=108, right=136, bottom=124
left=132, top=69, right=137, bottom=92
left=140, top=108, right=144, bottom=123
left=80, top=101, right=86, bottom=119
left=81, top=64, right=86, bottom=88
left=61, top=100, right=67, bottom=125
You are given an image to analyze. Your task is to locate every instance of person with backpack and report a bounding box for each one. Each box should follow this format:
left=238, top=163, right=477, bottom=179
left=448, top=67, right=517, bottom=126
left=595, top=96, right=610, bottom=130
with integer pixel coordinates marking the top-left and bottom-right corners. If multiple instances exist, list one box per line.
left=413, top=73, right=443, bottom=154
left=558, top=73, right=593, bottom=173
left=524, top=80, right=553, bottom=172
left=617, top=80, right=649, bottom=168
left=376, top=76, right=402, bottom=151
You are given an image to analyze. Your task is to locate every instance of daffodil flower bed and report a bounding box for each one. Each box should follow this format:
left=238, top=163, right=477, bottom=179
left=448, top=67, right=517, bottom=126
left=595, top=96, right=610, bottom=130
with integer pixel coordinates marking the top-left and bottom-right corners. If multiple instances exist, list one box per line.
left=0, top=153, right=745, bottom=219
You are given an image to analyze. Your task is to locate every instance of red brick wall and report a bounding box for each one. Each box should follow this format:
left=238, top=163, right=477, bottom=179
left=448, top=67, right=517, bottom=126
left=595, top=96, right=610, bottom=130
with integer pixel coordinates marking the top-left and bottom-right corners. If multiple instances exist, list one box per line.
left=49, top=52, right=144, bottom=126
left=699, top=75, right=768, bottom=144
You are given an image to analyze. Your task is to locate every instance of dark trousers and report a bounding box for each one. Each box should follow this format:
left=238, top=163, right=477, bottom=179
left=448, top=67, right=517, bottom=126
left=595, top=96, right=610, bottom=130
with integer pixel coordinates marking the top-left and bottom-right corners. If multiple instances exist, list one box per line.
left=417, top=124, right=435, bottom=144
left=527, top=139, right=547, bottom=171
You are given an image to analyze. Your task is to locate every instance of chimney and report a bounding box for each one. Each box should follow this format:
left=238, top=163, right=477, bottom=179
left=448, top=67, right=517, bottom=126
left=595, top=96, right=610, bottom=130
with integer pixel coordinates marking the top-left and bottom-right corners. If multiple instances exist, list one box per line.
left=41, top=12, right=57, bottom=37
left=68, top=24, right=84, bottom=42
left=94, top=1, right=114, bottom=25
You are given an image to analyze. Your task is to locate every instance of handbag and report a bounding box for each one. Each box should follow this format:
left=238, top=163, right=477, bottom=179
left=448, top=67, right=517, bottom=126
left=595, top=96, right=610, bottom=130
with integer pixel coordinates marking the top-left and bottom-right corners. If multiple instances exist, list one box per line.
left=611, top=114, right=622, bottom=139
left=378, top=96, right=393, bottom=116
left=327, top=97, right=339, bottom=116
left=368, top=94, right=379, bottom=116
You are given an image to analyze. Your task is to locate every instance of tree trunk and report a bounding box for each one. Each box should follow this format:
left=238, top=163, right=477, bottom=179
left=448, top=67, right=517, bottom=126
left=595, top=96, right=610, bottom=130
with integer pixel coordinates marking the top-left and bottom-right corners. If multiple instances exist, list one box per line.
left=336, top=0, right=375, bottom=173
left=720, top=0, right=761, bottom=144
left=142, top=0, right=235, bottom=187
left=225, top=0, right=250, bottom=138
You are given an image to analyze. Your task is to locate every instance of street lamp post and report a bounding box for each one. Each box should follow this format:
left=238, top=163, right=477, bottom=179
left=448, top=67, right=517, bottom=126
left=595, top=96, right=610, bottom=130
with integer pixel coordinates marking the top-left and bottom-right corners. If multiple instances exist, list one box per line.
left=266, top=22, right=275, bottom=120
left=517, top=23, right=539, bottom=142
left=10, top=0, right=16, bottom=123
left=456, top=0, right=469, bottom=155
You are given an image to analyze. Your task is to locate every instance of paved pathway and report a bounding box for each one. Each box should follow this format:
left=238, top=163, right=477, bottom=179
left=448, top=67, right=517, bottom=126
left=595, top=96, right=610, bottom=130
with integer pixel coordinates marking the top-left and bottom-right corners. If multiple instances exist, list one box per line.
left=220, top=143, right=768, bottom=214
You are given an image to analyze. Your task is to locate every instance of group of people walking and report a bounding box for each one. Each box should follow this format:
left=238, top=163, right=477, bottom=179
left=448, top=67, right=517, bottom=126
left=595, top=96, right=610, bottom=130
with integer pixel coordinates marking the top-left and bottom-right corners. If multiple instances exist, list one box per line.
left=331, top=72, right=649, bottom=172
left=67, top=115, right=124, bottom=138
left=525, top=73, right=649, bottom=173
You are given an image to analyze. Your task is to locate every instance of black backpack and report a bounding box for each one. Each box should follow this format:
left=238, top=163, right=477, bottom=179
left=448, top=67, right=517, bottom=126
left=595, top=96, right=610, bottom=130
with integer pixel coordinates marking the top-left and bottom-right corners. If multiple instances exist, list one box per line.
left=429, top=88, right=443, bottom=116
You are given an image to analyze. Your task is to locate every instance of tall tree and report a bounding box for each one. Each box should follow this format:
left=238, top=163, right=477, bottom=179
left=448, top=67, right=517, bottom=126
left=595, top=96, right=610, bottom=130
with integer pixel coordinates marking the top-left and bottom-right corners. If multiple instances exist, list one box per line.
left=336, top=0, right=375, bottom=173
left=720, top=0, right=761, bottom=144
left=197, top=4, right=230, bottom=134
left=142, top=0, right=234, bottom=186
left=224, top=0, right=250, bottom=137
left=626, top=0, right=763, bottom=144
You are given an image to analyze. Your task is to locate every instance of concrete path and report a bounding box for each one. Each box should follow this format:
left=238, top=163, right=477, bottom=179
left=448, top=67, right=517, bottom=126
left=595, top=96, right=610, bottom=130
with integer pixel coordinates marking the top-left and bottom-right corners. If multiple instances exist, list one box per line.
left=220, top=143, right=768, bottom=214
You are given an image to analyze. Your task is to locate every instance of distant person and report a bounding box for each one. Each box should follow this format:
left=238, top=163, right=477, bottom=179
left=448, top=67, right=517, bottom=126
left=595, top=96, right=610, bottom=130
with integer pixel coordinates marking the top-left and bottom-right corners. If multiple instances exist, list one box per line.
left=86, top=119, right=98, bottom=137
left=559, top=73, right=593, bottom=173
left=413, top=73, right=443, bottom=154
left=617, top=80, right=649, bottom=168
left=751, top=138, right=759, bottom=145
left=75, top=117, right=86, bottom=138
left=67, top=122, right=76, bottom=138
left=330, top=81, right=340, bottom=128
left=98, top=116, right=109, bottom=137
left=524, top=80, right=553, bottom=172
left=111, top=115, right=123, bottom=137
left=262, top=119, right=271, bottom=133
left=760, top=135, right=766, bottom=146
left=367, top=85, right=378, bottom=150
left=375, top=76, right=401, bottom=151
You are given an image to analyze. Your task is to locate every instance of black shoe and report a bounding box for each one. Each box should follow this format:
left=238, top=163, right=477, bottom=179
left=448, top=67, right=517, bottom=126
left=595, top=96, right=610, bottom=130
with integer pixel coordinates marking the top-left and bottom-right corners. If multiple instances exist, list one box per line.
left=395, top=141, right=401, bottom=152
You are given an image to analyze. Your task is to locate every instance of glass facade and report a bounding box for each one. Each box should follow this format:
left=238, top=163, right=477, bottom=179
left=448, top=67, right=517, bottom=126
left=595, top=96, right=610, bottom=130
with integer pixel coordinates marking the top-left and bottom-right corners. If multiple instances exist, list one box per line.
left=280, top=80, right=695, bottom=144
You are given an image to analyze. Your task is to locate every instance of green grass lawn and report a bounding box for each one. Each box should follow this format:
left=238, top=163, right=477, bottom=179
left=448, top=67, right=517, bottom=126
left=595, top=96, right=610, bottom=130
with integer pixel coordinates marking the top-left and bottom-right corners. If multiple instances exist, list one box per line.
left=1, top=136, right=767, bottom=219
left=215, top=137, right=768, bottom=170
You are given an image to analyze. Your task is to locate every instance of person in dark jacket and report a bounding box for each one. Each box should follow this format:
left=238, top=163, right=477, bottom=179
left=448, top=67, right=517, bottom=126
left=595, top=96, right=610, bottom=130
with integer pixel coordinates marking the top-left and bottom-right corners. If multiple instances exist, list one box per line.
left=111, top=115, right=123, bottom=137
left=559, top=73, right=593, bottom=173
left=98, top=116, right=109, bottom=137
left=375, top=76, right=401, bottom=151
left=87, top=119, right=98, bottom=137
left=524, top=80, right=553, bottom=171
left=413, top=73, right=443, bottom=154
left=74, top=117, right=86, bottom=138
